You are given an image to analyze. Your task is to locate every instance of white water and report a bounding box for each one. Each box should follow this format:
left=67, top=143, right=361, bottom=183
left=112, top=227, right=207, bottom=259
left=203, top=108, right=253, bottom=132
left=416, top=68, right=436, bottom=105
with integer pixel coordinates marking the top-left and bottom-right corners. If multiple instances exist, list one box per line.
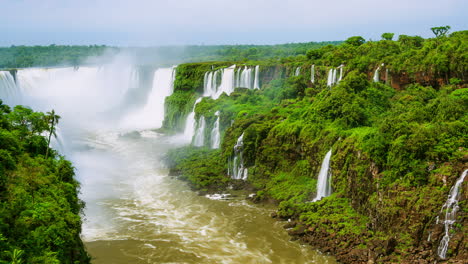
left=204, top=65, right=259, bottom=98
left=193, top=116, right=206, bottom=147
left=337, top=65, right=344, bottom=83
left=229, top=133, right=248, bottom=180
left=210, top=111, right=221, bottom=149
left=437, top=169, right=468, bottom=259
left=311, top=65, right=315, bottom=83
left=373, top=67, right=380, bottom=82
left=183, top=97, right=203, bottom=143
left=0, top=71, right=21, bottom=106
left=120, top=66, right=176, bottom=130
left=295, top=67, right=301, bottom=76
left=327, top=69, right=334, bottom=87
left=202, top=65, right=236, bottom=99
left=254, top=65, right=260, bottom=89
left=313, top=149, right=332, bottom=202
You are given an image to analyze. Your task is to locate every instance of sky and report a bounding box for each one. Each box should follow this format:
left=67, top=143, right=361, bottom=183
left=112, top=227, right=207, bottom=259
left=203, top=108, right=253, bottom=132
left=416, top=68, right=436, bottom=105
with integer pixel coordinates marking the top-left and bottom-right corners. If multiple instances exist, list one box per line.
left=1, top=0, right=467, bottom=46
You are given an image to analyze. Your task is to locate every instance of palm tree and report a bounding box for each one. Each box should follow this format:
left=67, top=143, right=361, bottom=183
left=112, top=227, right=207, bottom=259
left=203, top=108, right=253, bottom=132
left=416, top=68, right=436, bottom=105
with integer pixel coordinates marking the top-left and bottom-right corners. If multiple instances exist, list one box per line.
left=45, top=109, right=60, bottom=159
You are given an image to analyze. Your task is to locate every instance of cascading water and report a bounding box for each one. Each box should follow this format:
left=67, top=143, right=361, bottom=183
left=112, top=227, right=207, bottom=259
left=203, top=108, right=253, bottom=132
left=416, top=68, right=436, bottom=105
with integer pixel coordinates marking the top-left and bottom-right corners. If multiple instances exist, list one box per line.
left=229, top=133, right=248, bottom=180
left=254, top=65, right=260, bottom=89
left=183, top=97, right=203, bottom=143
left=337, top=65, right=344, bottom=83
left=311, top=65, right=315, bottom=83
left=327, top=69, right=334, bottom=87
left=0, top=71, right=21, bottom=106
left=373, top=67, right=380, bottom=82
left=327, top=66, right=344, bottom=87
left=193, top=115, right=206, bottom=147
left=210, top=111, right=221, bottom=149
left=437, top=169, right=468, bottom=259
left=312, top=149, right=332, bottom=202
left=120, top=66, right=176, bottom=130
left=295, top=67, right=301, bottom=76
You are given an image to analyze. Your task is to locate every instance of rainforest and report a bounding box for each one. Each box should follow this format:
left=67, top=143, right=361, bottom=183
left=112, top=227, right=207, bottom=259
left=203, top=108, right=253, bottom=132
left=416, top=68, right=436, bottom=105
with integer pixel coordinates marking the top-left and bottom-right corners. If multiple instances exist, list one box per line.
left=0, top=28, right=466, bottom=264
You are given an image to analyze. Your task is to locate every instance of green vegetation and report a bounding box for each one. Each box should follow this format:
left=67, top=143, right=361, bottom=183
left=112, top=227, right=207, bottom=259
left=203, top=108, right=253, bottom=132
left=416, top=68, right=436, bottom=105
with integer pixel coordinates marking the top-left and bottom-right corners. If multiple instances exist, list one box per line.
left=165, top=29, right=467, bottom=262
left=0, top=101, right=90, bottom=264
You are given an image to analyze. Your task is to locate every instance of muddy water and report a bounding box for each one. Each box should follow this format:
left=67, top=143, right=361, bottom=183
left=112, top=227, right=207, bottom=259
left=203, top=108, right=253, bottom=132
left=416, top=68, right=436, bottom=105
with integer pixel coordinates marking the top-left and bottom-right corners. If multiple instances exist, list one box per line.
left=76, top=130, right=336, bottom=264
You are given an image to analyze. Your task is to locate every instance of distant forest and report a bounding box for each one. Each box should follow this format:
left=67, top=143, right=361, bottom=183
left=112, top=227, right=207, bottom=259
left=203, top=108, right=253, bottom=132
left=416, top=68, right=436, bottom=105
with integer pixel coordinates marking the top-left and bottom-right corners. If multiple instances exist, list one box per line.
left=0, top=41, right=342, bottom=68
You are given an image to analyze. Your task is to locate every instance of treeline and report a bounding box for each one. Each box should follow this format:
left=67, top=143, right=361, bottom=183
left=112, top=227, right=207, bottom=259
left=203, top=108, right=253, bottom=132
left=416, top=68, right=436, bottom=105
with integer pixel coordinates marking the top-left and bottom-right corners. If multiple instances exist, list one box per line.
left=0, top=45, right=114, bottom=69
left=0, top=101, right=90, bottom=263
left=0, top=41, right=342, bottom=69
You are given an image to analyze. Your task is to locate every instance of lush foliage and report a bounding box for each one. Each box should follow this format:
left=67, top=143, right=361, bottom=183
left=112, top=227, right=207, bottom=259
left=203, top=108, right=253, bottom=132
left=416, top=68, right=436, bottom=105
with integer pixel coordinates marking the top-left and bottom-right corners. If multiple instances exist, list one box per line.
left=164, top=29, right=467, bottom=262
left=0, top=101, right=89, bottom=264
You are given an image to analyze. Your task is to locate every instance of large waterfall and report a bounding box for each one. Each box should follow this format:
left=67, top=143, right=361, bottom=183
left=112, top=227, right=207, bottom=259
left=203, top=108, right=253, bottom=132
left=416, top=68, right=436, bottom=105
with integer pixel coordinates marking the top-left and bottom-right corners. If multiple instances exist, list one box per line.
left=254, top=65, right=260, bottom=89
left=228, top=133, right=248, bottom=180
left=327, top=66, right=344, bottom=87
left=313, top=149, right=332, bottom=202
left=120, top=66, right=176, bottom=130
left=437, top=169, right=468, bottom=259
left=210, top=111, right=221, bottom=149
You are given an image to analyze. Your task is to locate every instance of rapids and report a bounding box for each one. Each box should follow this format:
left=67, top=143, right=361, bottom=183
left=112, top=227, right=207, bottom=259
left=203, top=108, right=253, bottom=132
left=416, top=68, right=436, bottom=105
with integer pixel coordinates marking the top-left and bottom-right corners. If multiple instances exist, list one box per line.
left=0, top=65, right=336, bottom=264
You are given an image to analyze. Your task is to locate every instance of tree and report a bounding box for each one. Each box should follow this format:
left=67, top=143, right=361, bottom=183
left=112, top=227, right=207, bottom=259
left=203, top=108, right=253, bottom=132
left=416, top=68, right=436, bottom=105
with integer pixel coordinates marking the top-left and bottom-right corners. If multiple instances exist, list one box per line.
left=381, top=33, right=395, bottom=41
left=45, top=109, right=60, bottom=159
left=431, top=26, right=451, bottom=38
left=345, top=36, right=366, bottom=46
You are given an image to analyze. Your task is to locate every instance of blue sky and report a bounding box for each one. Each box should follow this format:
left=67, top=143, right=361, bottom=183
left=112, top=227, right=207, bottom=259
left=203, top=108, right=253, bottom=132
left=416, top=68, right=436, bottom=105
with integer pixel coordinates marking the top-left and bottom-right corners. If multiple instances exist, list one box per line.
left=1, top=0, right=466, bottom=46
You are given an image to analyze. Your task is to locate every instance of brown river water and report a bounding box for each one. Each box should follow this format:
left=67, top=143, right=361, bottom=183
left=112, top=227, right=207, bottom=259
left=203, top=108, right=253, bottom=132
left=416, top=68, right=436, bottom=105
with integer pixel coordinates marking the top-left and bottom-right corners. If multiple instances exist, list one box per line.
left=75, top=130, right=336, bottom=264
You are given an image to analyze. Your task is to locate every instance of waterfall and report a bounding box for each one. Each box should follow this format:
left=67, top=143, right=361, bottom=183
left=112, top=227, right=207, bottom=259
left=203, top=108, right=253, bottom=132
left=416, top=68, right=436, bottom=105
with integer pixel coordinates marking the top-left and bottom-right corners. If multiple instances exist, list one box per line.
left=120, top=66, right=176, bottom=130
left=183, top=97, right=203, bottom=143
left=295, top=67, right=301, bottom=76
left=327, top=66, right=344, bottom=87
left=327, top=69, right=334, bottom=87
left=193, top=116, right=206, bottom=147
left=203, top=71, right=218, bottom=97
left=204, top=65, right=260, bottom=97
left=210, top=111, right=221, bottom=149
left=313, top=149, right=332, bottom=202
left=437, top=169, right=468, bottom=259
left=311, top=65, right=315, bottom=84
left=229, top=133, right=248, bottom=180
left=0, top=71, right=21, bottom=106
left=337, top=65, right=344, bottom=83
left=254, top=65, right=260, bottom=89
left=373, top=67, right=380, bottom=83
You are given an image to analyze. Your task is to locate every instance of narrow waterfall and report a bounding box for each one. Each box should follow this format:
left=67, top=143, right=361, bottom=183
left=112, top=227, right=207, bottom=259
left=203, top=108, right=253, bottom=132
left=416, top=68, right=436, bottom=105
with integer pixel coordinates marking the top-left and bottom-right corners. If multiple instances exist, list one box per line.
left=183, top=97, right=203, bottom=142
left=337, top=65, right=344, bottom=83
left=313, top=149, right=332, bottom=202
left=327, top=69, right=334, bottom=87
left=229, top=133, right=248, bottom=180
left=210, top=111, right=221, bottom=149
left=295, top=67, right=301, bottom=76
left=373, top=67, right=380, bottom=82
left=0, top=71, right=21, bottom=106
left=437, top=169, right=468, bottom=259
left=254, top=65, right=260, bottom=89
left=193, top=116, right=206, bottom=147
left=311, top=65, right=315, bottom=84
